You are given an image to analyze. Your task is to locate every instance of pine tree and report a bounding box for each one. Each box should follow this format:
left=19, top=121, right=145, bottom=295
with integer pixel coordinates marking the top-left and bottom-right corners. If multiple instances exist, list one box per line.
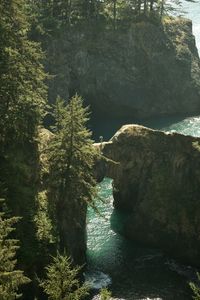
left=0, top=0, right=47, bottom=147
left=39, top=252, right=89, bottom=300
left=100, top=288, right=112, bottom=300
left=49, top=94, right=97, bottom=252
left=189, top=273, right=200, bottom=300
left=0, top=0, right=47, bottom=274
left=0, top=201, right=30, bottom=299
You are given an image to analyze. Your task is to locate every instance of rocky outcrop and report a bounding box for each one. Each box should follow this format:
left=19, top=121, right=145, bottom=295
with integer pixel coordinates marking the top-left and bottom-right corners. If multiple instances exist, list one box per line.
left=97, top=124, right=200, bottom=265
left=46, top=17, right=200, bottom=119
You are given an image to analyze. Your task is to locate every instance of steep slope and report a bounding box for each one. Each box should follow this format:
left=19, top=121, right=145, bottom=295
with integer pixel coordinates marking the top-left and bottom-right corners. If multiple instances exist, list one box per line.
left=45, top=17, right=200, bottom=119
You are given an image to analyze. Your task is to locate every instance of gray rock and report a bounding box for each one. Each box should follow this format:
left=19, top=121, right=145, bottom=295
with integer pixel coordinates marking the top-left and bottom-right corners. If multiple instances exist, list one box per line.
left=47, top=17, right=200, bottom=119
left=97, top=124, right=200, bottom=266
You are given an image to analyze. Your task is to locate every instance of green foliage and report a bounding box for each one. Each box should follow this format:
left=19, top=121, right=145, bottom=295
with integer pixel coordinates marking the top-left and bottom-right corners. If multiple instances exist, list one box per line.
left=190, top=273, right=200, bottom=300
left=34, top=191, right=54, bottom=243
left=0, top=0, right=47, bottom=146
left=49, top=94, right=97, bottom=207
left=100, top=287, right=112, bottom=300
left=0, top=0, right=48, bottom=277
left=40, top=252, right=89, bottom=300
left=48, top=94, right=97, bottom=250
left=28, top=0, right=184, bottom=34
left=0, top=200, right=30, bottom=299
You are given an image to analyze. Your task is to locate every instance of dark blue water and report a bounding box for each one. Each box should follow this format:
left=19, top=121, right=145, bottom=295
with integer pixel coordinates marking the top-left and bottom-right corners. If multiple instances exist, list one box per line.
left=86, top=2, right=200, bottom=299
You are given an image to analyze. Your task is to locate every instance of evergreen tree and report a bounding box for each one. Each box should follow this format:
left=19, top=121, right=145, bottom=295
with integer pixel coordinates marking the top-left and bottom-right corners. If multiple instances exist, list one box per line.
left=49, top=94, right=97, bottom=252
left=100, top=288, right=112, bottom=300
left=0, top=201, right=30, bottom=299
left=0, top=0, right=47, bottom=272
left=190, top=273, right=200, bottom=300
left=40, top=252, right=89, bottom=300
left=0, top=0, right=46, bottom=147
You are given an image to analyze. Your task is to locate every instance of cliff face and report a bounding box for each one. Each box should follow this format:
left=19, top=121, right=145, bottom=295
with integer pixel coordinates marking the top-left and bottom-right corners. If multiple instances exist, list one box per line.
left=98, top=125, right=200, bottom=265
left=46, top=17, right=200, bottom=119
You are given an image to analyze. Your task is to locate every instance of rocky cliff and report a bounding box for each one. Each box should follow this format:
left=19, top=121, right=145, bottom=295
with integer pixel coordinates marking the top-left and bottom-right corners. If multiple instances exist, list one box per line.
left=97, top=124, right=200, bottom=265
left=45, top=17, right=200, bottom=119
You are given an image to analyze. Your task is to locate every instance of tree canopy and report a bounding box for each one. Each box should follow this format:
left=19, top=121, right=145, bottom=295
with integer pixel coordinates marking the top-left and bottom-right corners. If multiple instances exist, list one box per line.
left=40, top=252, right=89, bottom=300
left=0, top=0, right=47, bottom=147
left=48, top=95, right=97, bottom=251
left=0, top=201, right=30, bottom=299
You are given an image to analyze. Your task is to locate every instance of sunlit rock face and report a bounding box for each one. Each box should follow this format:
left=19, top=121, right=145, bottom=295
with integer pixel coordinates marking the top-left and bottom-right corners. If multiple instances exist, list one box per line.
left=98, top=124, right=200, bottom=265
left=47, top=17, right=200, bottom=119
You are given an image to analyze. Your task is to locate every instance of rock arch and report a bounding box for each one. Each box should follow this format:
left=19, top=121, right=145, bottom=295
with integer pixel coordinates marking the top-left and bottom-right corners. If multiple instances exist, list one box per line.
left=94, top=124, right=200, bottom=266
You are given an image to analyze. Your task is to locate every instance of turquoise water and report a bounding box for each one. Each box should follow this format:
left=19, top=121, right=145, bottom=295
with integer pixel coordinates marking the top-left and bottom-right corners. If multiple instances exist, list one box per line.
left=87, top=116, right=200, bottom=300
left=86, top=2, right=200, bottom=299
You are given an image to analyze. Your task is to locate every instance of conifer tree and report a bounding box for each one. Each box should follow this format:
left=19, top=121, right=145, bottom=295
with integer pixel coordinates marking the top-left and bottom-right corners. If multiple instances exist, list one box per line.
left=49, top=94, right=97, bottom=251
left=0, top=201, right=30, bottom=299
left=40, top=252, right=89, bottom=300
left=100, top=288, right=112, bottom=300
left=0, top=0, right=46, bottom=147
left=0, top=0, right=47, bottom=274
left=189, top=274, right=200, bottom=300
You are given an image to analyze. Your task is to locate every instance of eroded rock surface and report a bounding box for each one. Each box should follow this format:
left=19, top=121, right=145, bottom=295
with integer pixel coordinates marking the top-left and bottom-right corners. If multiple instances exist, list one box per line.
left=46, top=17, right=200, bottom=119
left=98, top=124, right=200, bottom=265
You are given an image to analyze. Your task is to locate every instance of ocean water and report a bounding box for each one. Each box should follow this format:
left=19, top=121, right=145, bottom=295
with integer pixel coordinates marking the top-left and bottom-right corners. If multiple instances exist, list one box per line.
left=86, top=120, right=200, bottom=300
left=86, top=2, right=200, bottom=299
left=182, top=0, right=200, bottom=53
left=86, top=178, right=196, bottom=300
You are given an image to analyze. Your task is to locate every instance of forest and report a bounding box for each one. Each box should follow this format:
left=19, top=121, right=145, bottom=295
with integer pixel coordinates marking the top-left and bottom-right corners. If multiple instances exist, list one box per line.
left=0, top=0, right=200, bottom=300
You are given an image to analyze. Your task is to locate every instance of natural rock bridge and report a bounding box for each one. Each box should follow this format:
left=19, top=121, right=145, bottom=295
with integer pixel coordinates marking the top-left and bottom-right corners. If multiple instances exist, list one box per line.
left=94, top=124, right=200, bottom=266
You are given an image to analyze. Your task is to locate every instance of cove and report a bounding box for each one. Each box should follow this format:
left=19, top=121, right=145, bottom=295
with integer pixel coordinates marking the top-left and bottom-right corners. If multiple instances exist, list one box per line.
left=86, top=1, right=200, bottom=299
left=87, top=116, right=200, bottom=300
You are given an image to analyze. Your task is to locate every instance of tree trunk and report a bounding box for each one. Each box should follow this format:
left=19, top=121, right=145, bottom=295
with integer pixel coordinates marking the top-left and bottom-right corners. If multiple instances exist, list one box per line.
left=150, top=0, right=154, bottom=11
left=113, top=0, right=117, bottom=30
left=137, top=0, right=141, bottom=15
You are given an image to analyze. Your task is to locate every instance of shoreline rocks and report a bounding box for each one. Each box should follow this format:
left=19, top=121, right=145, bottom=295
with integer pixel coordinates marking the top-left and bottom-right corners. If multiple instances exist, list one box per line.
left=96, top=124, right=200, bottom=266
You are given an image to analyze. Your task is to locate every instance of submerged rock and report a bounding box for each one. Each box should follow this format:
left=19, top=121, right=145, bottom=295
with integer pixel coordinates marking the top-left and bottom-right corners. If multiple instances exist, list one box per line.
left=98, top=124, right=200, bottom=265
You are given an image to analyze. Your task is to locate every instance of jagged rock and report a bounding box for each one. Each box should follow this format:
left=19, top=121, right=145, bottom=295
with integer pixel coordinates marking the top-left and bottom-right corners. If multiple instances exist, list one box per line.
left=98, top=124, right=200, bottom=265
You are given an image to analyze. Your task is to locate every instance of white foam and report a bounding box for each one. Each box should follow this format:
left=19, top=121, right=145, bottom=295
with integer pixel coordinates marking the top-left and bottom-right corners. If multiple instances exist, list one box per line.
left=84, top=270, right=112, bottom=290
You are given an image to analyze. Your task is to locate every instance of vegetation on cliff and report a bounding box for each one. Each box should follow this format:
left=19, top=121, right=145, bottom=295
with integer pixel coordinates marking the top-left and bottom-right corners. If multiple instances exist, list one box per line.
left=0, top=1, right=97, bottom=298
left=28, top=0, right=181, bottom=32
left=47, top=94, right=97, bottom=258
left=100, top=288, right=112, bottom=300
left=26, top=0, right=200, bottom=119
left=0, top=0, right=199, bottom=299
left=190, top=273, right=200, bottom=300
left=39, top=252, right=89, bottom=300
left=0, top=0, right=47, bottom=275
left=0, top=201, right=30, bottom=299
